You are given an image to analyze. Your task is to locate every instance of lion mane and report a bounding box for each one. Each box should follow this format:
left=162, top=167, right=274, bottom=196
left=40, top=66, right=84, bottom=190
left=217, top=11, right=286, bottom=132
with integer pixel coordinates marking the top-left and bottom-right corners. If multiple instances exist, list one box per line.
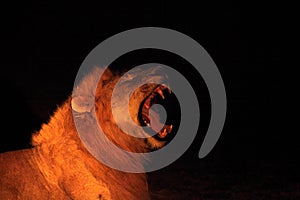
left=0, top=66, right=168, bottom=199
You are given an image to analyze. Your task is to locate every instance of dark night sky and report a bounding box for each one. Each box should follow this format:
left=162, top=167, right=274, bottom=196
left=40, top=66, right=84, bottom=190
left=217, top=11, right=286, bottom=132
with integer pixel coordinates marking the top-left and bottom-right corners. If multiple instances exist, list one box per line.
left=0, top=1, right=297, bottom=194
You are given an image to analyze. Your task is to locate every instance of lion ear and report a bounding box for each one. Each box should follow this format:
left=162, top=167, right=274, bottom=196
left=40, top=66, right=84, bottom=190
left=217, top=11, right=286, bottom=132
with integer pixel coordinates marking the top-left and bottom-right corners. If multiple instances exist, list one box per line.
left=71, top=95, right=94, bottom=113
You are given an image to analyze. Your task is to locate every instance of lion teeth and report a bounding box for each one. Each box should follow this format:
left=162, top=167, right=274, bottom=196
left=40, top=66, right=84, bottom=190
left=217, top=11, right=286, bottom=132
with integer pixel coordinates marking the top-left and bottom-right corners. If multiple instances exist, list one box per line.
left=159, top=128, right=168, bottom=138
left=168, top=125, right=173, bottom=133
left=157, top=89, right=165, bottom=99
left=144, top=121, right=150, bottom=127
left=157, top=124, right=173, bottom=138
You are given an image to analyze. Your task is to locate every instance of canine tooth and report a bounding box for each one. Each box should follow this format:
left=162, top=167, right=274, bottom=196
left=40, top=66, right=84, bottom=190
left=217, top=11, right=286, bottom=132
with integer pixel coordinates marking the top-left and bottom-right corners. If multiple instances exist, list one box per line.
left=159, top=128, right=167, bottom=138
left=168, top=125, right=173, bottom=133
left=157, top=89, right=165, bottom=99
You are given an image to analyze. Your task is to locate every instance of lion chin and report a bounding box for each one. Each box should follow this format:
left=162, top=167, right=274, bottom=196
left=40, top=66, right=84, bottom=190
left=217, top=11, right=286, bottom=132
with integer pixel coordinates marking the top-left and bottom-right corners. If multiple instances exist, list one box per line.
left=0, top=66, right=174, bottom=200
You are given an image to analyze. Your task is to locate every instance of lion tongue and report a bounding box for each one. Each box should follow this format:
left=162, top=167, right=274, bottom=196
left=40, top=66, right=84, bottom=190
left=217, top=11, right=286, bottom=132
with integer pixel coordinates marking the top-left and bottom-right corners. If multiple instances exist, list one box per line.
left=149, top=109, right=172, bottom=138
left=149, top=109, right=164, bottom=133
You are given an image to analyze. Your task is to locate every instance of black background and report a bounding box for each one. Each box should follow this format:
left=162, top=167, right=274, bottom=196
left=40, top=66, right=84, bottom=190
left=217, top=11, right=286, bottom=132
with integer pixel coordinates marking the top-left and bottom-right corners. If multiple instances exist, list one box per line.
left=1, top=1, right=297, bottom=199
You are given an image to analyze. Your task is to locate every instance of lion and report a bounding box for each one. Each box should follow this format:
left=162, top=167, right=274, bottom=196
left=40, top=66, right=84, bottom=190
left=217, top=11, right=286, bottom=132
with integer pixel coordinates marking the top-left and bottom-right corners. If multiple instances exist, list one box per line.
left=0, top=66, right=174, bottom=199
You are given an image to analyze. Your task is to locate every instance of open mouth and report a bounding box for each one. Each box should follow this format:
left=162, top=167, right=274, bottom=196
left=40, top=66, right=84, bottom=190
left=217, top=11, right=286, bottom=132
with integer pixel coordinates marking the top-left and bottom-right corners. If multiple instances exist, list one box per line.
left=139, top=84, right=175, bottom=139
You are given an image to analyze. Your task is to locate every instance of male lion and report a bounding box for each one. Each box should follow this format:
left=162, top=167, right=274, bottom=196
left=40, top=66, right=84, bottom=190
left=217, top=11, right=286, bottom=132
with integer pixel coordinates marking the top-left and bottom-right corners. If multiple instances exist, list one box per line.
left=0, top=66, right=174, bottom=199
